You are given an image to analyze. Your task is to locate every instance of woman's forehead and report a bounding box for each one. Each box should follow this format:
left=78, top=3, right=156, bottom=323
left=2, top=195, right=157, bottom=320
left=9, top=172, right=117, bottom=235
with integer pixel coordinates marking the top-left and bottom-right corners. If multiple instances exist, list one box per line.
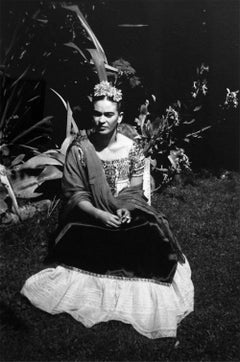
left=93, top=99, right=118, bottom=112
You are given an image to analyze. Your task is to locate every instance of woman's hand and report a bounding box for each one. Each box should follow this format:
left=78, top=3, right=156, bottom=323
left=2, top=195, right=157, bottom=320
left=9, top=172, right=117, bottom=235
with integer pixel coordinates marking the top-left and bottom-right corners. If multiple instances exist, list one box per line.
left=116, top=208, right=131, bottom=224
left=95, top=210, right=121, bottom=228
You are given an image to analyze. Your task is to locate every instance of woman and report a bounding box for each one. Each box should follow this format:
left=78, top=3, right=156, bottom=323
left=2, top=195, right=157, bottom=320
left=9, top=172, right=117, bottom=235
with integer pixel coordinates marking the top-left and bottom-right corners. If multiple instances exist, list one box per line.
left=21, top=81, right=194, bottom=339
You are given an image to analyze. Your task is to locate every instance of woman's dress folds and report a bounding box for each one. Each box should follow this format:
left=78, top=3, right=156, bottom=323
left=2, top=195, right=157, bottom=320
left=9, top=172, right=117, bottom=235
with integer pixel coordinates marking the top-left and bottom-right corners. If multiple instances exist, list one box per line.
left=21, top=134, right=194, bottom=339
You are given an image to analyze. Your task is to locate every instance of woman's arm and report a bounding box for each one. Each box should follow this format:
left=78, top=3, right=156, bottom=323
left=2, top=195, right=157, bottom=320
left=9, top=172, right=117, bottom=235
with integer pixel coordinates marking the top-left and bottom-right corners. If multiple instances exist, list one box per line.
left=129, top=142, right=145, bottom=189
left=62, top=144, right=121, bottom=228
left=130, top=175, right=143, bottom=188
left=77, top=200, right=121, bottom=228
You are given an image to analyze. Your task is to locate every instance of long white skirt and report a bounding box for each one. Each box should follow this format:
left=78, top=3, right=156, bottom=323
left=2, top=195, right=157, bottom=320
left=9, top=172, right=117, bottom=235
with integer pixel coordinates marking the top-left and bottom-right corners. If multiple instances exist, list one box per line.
left=21, top=257, right=194, bottom=339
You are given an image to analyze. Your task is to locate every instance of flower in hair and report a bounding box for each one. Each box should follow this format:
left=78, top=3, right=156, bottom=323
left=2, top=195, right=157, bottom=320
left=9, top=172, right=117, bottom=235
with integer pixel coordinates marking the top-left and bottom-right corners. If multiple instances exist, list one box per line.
left=94, top=81, right=122, bottom=102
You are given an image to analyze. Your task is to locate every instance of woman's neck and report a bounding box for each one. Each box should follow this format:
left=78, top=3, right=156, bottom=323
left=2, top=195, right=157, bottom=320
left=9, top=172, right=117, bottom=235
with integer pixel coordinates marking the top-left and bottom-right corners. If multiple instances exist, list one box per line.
left=90, top=129, right=117, bottom=151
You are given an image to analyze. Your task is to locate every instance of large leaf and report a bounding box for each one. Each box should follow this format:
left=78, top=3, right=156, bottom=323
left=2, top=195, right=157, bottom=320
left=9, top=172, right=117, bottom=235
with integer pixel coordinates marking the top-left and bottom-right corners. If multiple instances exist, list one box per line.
left=11, top=172, right=43, bottom=198
left=66, top=101, right=78, bottom=136
left=62, top=4, right=110, bottom=82
left=37, top=165, right=62, bottom=182
left=44, top=149, right=66, bottom=164
left=60, top=135, right=75, bottom=155
left=87, top=48, right=107, bottom=82
left=11, top=165, right=62, bottom=199
left=18, top=153, right=63, bottom=170
left=62, top=4, right=107, bottom=63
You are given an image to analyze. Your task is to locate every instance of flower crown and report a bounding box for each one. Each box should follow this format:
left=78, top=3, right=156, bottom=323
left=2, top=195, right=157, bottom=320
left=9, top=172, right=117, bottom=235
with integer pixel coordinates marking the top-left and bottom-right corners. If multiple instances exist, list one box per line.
left=93, top=81, right=122, bottom=102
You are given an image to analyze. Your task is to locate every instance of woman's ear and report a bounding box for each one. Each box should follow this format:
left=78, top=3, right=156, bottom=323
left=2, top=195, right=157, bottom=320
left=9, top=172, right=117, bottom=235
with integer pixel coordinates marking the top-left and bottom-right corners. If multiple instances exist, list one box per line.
left=118, top=112, right=124, bottom=124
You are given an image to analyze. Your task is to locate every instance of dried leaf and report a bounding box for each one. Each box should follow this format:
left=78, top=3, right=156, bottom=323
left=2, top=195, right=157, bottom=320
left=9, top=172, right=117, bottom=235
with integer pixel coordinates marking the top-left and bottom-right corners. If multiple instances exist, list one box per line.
left=183, top=119, right=196, bottom=125
left=193, top=105, right=202, bottom=112
left=11, top=154, right=25, bottom=166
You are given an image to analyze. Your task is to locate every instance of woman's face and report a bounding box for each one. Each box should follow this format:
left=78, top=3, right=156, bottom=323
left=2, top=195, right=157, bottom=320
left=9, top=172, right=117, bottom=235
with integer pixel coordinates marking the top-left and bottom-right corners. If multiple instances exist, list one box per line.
left=93, top=99, right=122, bottom=135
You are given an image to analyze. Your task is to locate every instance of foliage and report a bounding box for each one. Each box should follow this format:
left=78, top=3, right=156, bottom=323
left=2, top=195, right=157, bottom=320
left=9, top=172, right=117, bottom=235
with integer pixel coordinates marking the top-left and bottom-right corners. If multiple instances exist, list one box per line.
left=0, top=1, right=116, bottom=218
left=133, top=65, right=239, bottom=189
left=1, top=1, right=239, bottom=217
left=0, top=67, right=54, bottom=218
left=0, top=91, right=78, bottom=220
left=223, top=88, right=239, bottom=109
left=108, top=58, right=145, bottom=122
left=130, top=64, right=212, bottom=188
left=1, top=0, right=117, bottom=156
left=111, top=58, right=142, bottom=89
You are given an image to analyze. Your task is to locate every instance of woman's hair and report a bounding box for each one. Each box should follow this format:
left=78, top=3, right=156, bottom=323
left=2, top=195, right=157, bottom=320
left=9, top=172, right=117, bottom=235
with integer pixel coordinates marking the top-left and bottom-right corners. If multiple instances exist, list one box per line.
left=92, top=81, right=123, bottom=113
left=92, top=95, right=122, bottom=113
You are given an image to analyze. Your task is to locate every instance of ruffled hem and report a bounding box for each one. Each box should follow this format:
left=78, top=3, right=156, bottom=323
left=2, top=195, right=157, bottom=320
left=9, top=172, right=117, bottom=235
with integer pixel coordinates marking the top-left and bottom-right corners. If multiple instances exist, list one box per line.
left=21, top=258, right=194, bottom=339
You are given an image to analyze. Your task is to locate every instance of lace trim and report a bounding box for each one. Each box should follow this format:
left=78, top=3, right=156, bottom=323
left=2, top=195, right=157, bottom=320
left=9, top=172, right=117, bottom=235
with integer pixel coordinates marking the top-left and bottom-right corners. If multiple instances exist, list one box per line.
left=60, top=263, right=172, bottom=287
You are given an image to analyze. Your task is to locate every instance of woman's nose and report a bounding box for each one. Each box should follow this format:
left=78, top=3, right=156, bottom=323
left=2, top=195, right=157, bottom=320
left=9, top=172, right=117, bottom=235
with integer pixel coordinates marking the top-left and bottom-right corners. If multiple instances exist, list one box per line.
left=99, top=115, right=106, bottom=123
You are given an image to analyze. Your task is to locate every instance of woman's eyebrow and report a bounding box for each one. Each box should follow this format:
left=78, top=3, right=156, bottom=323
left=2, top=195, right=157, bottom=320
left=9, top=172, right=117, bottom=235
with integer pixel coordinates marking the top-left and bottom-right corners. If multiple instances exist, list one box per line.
left=93, top=111, right=115, bottom=116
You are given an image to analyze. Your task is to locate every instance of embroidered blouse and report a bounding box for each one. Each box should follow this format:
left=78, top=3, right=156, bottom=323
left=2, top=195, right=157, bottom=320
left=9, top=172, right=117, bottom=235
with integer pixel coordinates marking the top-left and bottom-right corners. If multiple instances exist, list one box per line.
left=101, top=141, right=145, bottom=196
left=69, top=136, right=145, bottom=198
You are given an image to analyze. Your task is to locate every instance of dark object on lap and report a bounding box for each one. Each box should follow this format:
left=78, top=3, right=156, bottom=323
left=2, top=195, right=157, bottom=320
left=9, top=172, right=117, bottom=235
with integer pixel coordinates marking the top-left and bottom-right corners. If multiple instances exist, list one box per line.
left=51, top=215, right=177, bottom=284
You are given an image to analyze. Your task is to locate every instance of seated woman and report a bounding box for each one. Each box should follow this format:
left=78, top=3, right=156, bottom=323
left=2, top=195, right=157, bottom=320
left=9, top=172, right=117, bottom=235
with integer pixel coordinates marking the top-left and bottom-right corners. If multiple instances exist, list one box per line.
left=21, top=81, right=194, bottom=339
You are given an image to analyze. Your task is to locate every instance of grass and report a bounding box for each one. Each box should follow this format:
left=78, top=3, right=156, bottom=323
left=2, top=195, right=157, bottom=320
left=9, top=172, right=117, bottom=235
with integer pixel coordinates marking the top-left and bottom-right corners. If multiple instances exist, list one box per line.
left=0, top=172, right=240, bottom=361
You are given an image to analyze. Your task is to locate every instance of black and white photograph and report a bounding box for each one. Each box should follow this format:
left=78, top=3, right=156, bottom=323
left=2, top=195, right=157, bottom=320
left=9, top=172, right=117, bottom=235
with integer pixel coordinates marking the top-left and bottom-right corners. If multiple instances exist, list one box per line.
left=0, top=0, right=239, bottom=361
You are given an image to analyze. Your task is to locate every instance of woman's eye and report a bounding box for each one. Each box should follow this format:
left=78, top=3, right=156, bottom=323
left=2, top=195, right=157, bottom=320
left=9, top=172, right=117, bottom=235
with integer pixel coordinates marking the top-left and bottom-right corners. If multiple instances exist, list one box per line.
left=93, top=111, right=115, bottom=118
left=93, top=111, right=102, bottom=117
left=104, top=113, right=114, bottom=118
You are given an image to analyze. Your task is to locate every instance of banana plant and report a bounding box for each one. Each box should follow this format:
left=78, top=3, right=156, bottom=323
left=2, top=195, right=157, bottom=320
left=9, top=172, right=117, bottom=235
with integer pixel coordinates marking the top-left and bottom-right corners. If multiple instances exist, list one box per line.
left=0, top=66, right=54, bottom=218
left=8, top=90, right=77, bottom=202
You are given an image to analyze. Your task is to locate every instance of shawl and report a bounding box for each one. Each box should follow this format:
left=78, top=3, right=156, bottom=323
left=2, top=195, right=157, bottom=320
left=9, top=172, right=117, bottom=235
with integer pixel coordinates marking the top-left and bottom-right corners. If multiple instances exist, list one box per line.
left=61, top=132, right=185, bottom=263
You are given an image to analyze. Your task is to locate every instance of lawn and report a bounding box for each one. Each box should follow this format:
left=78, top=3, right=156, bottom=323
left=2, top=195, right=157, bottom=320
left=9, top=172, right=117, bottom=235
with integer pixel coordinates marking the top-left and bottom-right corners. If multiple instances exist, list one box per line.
left=0, top=172, right=239, bottom=361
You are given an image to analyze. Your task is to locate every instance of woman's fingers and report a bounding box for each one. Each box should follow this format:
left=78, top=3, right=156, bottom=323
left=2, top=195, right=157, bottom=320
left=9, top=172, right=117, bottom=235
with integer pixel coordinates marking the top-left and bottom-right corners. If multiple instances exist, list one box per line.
left=116, top=209, right=124, bottom=218
left=106, top=214, right=121, bottom=227
left=116, top=208, right=131, bottom=223
left=111, top=215, right=121, bottom=226
left=120, top=209, right=131, bottom=223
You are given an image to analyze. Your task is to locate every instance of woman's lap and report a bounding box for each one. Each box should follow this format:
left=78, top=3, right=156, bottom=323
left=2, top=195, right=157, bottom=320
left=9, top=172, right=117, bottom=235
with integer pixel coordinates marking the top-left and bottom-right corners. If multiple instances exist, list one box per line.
left=50, top=215, right=178, bottom=284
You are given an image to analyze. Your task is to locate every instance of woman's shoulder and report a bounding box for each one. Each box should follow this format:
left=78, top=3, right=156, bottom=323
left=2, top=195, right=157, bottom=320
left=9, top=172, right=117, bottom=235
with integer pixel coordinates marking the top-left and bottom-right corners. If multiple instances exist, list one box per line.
left=117, top=132, right=144, bottom=149
left=117, top=132, right=134, bottom=148
left=117, top=133, right=145, bottom=161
